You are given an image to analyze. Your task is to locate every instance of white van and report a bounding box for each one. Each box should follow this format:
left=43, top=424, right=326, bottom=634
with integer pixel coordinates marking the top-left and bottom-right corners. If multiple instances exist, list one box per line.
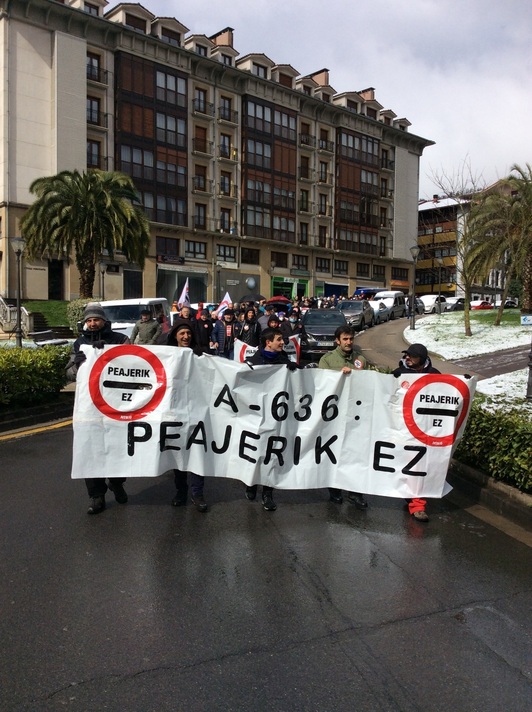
left=419, top=295, right=447, bottom=314
left=100, top=298, right=171, bottom=338
left=373, top=291, right=407, bottom=319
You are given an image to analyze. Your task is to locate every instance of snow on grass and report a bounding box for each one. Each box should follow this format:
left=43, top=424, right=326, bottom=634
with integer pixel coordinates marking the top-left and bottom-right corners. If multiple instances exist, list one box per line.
left=403, top=312, right=531, bottom=417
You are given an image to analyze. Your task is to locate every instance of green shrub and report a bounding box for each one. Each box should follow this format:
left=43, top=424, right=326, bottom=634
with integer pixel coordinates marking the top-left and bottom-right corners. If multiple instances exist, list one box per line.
left=66, top=298, right=93, bottom=334
left=455, top=399, right=532, bottom=492
left=0, top=345, right=71, bottom=406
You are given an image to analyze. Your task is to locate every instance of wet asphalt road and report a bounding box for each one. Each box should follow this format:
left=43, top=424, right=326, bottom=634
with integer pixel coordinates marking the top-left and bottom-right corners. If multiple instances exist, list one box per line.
left=1, top=426, right=531, bottom=712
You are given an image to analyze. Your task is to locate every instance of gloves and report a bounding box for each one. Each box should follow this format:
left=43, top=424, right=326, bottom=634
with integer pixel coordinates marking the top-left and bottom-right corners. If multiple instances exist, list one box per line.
left=92, top=340, right=106, bottom=349
left=286, top=361, right=298, bottom=371
left=304, top=362, right=318, bottom=369
left=464, top=373, right=472, bottom=379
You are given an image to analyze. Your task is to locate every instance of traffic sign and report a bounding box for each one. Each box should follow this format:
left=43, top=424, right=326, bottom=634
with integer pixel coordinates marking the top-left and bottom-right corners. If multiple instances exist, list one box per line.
left=402, top=374, right=471, bottom=447
left=88, top=345, right=167, bottom=421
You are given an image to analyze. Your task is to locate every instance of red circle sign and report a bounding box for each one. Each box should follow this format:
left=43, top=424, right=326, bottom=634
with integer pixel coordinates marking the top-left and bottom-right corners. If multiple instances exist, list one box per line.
left=402, top=374, right=471, bottom=447
left=88, top=345, right=167, bottom=421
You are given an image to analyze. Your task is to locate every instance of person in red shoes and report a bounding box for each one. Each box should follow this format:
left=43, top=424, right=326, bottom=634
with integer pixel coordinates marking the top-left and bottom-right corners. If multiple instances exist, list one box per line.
left=392, top=343, right=440, bottom=522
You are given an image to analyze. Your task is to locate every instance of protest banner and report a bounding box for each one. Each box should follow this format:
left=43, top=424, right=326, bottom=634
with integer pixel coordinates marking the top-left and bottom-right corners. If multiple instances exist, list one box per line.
left=71, top=345, right=476, bottom=499
left=233, top=335, right=300, bottom=363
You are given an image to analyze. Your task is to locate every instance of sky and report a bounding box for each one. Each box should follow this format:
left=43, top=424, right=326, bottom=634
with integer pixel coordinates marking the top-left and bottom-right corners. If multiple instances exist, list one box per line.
left=107, top=0, right=532, bottom=198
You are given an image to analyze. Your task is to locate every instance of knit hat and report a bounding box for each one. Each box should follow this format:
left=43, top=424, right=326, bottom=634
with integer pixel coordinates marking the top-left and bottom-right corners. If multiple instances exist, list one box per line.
left=403, top=343, right=428, bottom=360
left=224, top=309, right=235, bottom=317
left=83, top=302, right=106, bottom=322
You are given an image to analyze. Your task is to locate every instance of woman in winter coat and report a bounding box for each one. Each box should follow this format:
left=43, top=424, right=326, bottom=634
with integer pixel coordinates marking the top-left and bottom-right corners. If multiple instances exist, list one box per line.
left=234, top=307, right=261, bottom=346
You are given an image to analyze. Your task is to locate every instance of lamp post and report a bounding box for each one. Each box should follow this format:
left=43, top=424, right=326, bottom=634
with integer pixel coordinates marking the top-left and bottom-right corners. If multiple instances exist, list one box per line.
left=436, top=256, right=444, bottom=314
left=409, top=244, right=420, bottom=330
left=10, top=237, right=26, bottom=347
left=100, top=265, right=106, bottom=300
left=526, top=336, right=532, bottom=402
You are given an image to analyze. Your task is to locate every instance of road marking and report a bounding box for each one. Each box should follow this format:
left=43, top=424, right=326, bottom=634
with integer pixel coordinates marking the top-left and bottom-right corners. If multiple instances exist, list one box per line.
left=0, top=419, right=72, bottom=442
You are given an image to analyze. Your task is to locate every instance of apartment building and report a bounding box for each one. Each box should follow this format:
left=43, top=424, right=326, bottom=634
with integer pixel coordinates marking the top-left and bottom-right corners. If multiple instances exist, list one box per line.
left=0, top=0, right=434, bottom=305
left=417, top=196, right=462, bottom=298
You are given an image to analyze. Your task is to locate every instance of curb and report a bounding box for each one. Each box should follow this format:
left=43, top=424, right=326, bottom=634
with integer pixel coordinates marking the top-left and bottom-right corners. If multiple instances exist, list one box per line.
left=0, top=394, right=74, bottom=433
left=448, top=459, right=532, bottom=532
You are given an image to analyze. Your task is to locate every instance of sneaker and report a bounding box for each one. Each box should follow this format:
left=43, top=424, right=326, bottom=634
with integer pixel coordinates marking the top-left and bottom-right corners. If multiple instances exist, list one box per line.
left=329, top=488, right=343, bottom=504
left=87, top=496, right=105, bottom=515
left=172, top=490, right=188, bottom=507
left=347, top=492, right=368, bottom=510
left=191, top=493, right=208, bottom=513
left=262, top=493, right=277, bottom=511
left=245, top=485, right=257, bottom=501
left=412, top=510, right=429, bottom=522
left=108, top=483, right=128, bottom=504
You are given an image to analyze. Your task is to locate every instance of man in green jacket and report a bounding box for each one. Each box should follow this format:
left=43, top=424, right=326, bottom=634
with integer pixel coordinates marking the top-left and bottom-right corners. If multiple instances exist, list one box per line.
left=319, top=325, right=368, bottom=509
left=130, top=309, right=162, bottom=345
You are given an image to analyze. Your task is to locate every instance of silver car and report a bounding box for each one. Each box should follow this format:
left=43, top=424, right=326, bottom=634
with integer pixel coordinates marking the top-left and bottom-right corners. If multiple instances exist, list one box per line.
left=336, top=300, right=375, bottom=331
left=368, top=299, right=391, bottom=324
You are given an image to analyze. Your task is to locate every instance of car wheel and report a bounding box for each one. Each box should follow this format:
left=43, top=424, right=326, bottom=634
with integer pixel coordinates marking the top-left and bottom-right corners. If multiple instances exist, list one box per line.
left=390, top=311, right=395, bottom=320
left=368, top=316, right=374, bottom=328
left=431, top=307, right=436, bottom=313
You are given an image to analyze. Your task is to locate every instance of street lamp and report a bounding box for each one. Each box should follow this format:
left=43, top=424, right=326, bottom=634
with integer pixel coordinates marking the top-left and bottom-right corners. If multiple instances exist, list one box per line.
left=100, top=265, right=106, bottom=300
left=10, top=237, right=26, bottom=347
left=436, top=256, right=444, bottom=314
left=527, top=336, right=532, bottom=402
left=409, top=244, right=420, bottom=330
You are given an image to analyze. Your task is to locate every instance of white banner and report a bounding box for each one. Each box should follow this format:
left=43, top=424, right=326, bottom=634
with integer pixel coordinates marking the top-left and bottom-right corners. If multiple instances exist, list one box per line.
left=71, top=345, right=477, bottom=499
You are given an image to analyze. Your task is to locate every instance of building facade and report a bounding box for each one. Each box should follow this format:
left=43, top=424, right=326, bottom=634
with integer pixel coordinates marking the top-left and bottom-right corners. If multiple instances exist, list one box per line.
left=0, top=0, right=433, bottom=305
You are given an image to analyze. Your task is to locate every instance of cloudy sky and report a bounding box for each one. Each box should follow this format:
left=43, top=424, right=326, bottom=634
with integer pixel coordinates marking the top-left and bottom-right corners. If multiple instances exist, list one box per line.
left=109, top=0, right=531, bottom=197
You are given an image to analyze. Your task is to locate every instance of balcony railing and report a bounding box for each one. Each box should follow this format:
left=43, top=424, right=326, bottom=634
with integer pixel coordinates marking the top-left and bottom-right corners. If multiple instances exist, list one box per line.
left=318, top=138, right=334, bottom=153
left=381, top=158, right=395, bottom=170
left=87, top=110, right=109, bottom=128
left=218, top=106, right=239, bottom=123
left=219, top=183, right=238, bottom=198
left=318, top=205, right=333, bottom=217
left=192, top=177, right=214, bottom=193
left=298, top=200, right=314, bottom=213
left=318, top=172, right=333, bottom=185
left=192, top=138, right=214, bottom=155
left=298, top=166, right=315, bottom=181
left=192, top=99, right=215, bottom=117
left=219, top=145, right=238, bottom=161
left=86, top=66, right=108, bottom=84
left=299, top=133, right=316, bottom=148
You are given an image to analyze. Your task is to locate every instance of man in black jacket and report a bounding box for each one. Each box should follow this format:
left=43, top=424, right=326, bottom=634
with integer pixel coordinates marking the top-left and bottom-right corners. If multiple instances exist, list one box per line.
left=67, top=302, right=129, bottom=515
left=245, top=327, right=298, bottom=511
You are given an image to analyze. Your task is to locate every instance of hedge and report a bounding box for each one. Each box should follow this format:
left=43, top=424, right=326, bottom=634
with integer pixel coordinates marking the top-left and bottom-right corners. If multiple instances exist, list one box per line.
left=66, top=298, right=93, bottom=334
left=0, top=345, right=71, bottom=406
left=455, top=399, right=532, bottom=492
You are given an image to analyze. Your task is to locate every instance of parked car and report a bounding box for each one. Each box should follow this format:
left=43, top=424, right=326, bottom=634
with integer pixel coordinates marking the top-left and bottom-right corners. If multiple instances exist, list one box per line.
left=373, top=291, right=407, bottom=319
left=419, top=294, right=447, bottom=314
left=336, top=300, right=375, bottom=330
left=494, top=299, right=518, bottom=308
left=470, top=300, right=494, bottom=310
left=444, top=297, right=467, bottom=312
left=368, top=299, right=391, bottom=324
left=98, top=298, right=171, bottom=338
left=301, top=309, right=348, bottom=360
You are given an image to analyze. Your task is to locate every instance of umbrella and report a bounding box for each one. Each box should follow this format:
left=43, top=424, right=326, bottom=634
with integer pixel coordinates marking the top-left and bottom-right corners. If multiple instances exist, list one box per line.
left=237, top=293, right=266, bottom=303
left=266, top=295, right=291, bottom=304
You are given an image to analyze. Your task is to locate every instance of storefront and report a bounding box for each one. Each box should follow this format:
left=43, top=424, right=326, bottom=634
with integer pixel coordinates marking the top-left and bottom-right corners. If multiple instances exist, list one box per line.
left=271, top=276, right=309, bottom=300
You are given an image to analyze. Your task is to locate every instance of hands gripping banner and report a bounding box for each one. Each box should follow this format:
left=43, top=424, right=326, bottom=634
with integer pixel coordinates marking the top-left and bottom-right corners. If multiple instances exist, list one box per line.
left=72, top=345, right=476, bottom=499
left=233, top=335, right=301, bottom=363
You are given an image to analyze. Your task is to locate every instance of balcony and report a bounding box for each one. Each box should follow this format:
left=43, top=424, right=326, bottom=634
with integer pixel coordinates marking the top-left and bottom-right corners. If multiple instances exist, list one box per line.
left=218, top=145, right=238, bottom=162
left=381, top=158, right=395, bottom=170
left=192, top=138, right=214, bottom=156
left=318, top=138, right=335, bottom=153
left=192, top=99, right=215, bottom=117
left=298, top=200, right=314, bottom=213
left=192, top=176, right=214, bottom=194
left=86, top=66, right=108, bottom=85
left=381, top=188, right=394, bottom=199
left=318, top=205, right=332, bottom=217
left=86, top=110, right=109, bottom=128
left=298, top=166, right=315, bottom=182
left=299, top=133, right=315, bottom=149
left=318, top=172, right=333, bottom=185
left=218, top=182, right=238, bottom=199
left=218, top=106, right=239, bottom=124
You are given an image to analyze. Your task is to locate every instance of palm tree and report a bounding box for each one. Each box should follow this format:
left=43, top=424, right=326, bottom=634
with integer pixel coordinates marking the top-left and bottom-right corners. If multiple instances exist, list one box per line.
left=20, top=169, right=151, bottom=298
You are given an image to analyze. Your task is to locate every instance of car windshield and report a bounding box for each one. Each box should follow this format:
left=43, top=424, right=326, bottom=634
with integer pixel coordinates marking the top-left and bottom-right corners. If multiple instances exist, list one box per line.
left=338, top=301, right=363, bottom=312
left=303, top=311, right=346, bottom=326
left=103, top=306, right=146, bottom=322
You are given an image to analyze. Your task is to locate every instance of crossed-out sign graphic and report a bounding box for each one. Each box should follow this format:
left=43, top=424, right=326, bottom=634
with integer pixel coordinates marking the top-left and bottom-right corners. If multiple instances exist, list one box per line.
left=402, top=374, right=471, bottom=447
left=89, top=345, right=167, bottom=421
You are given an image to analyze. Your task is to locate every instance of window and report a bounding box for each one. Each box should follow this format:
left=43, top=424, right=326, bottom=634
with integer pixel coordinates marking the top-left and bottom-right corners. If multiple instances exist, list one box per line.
left=120, top=145, right=154, bottom=180
left=273, top=110, right=296, bottom=141
left=299, top=155, right=310, bottom=179
left=156, top=155, right=186, bottom=187
left=194, top=203, right=207, bottom=229
left=334, top=260, right=348, bottom=275
left=373, top=264, right=385, bottom=280
left=319, top=161, right=329, bottom=182
left=299, top=189, right=309, bottom=211
left=273, top=187, right=295, bottom=210
left=156, top=236, right=179, bottom=258
left=196, top=45, right=208, bottom=56
left=361, top=169, right=378, bottom=191
left=241, top=247, right=260, bottom=264
left=247, top=139, right=271, bottom=169
left=125, top=13, right=146, bottom=33
left=84, top=3, right=99, bottom=17
left=87, top=52, right=101, bottom=82
left=140, top=192, right=154, bottom=219
left=217, top=244, right=236, bottom=261
left=247, top=101, right=272, bottom=133
left=316, top=257, right=330, bottom=273
left=193, top=165, right=207, bottom=191
left=86, top=96, right=100, bottom=125
left=318, top=225, right=328, bottom=248
left=221, top=54, right=233, bottom=66
left=219, top=133, right=233, bottom=158
left=185, top=240, right=207, bottom=259
left=253, top=63, right=267, bottom=78
left=292, top=254, right=308, bottom=270
left=392, top=267, right=408, bottom=281
left=194, top=87, right=207, bottom=113
left=156, top=113, right=186, bottom=147
left=380, top=178, right=388, bottom=198
left=246, top=206, right=271, bottom=237
left=156, top=71, right=186, bottom=108
left=271, top=252, right=288, bottom=269
left=357, top=263, right=370, bottom=278
left=220, top=171, right=232, bottom=196
left=318, top=194, right=328, bottom=215
left=220, top=208, right=232, bottom=233
left=246, top=179, right=271, bottom=204
left=272, top=216, right=295, bottom=243
left=156, top=196, right=186, bottom=226
left=161, top=28, right=181, bottom=47
left=87, top=140, right=101, bottom=168
left=299, top=222, right=309, bottom=245
left=220, top=96, right=234, bottom=122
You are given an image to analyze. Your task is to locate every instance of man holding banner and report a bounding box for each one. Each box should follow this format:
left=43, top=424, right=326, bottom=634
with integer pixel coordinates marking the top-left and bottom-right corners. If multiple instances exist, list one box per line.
left=319, top=325, right=369, bottom=509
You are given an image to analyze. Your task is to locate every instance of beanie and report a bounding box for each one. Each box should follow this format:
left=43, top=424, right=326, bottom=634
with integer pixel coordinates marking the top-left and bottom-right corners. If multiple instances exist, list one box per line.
left=83, top=302, right=106, bottom=322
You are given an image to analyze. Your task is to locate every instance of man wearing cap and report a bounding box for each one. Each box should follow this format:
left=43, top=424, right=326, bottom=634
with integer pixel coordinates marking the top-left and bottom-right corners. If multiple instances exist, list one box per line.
left=211, top=308, right=237, bottom=359
left=319, top=325, right=369, bottom=509
left=393, top=343, right=440, bottom=522
left=67, top=302, right=130, bottom=515
left=130, top=309, right=161, bottom=345
left=166, top=320, right=209, bottom=512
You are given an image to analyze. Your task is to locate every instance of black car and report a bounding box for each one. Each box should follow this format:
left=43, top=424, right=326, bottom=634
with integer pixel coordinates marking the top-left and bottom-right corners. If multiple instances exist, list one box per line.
left=301, top=309, right=348, bottom=360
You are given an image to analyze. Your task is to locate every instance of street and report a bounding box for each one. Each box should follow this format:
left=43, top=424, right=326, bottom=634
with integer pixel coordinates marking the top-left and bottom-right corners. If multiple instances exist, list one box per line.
left=1, top=425, right=531, bottom=712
